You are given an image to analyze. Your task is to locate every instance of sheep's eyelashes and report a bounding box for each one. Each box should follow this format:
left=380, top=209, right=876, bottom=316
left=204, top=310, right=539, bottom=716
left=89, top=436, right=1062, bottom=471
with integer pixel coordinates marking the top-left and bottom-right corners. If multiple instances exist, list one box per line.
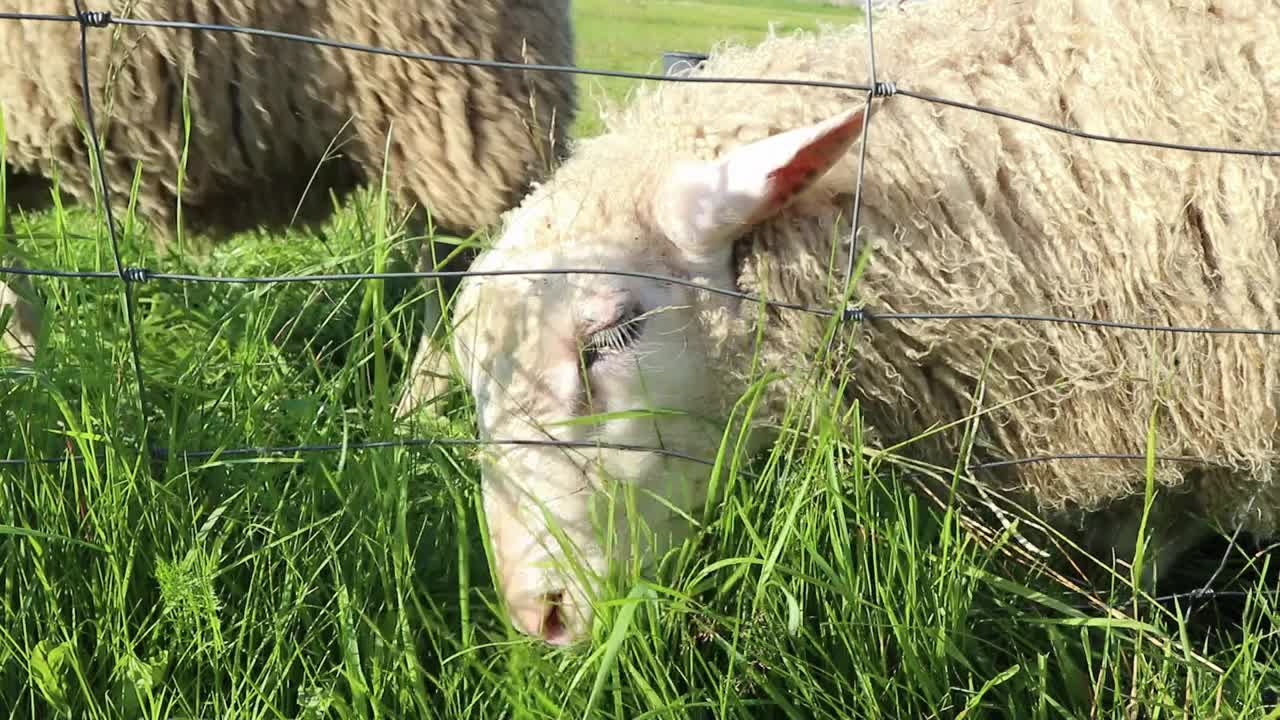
left=581, top=309, right=646, bottom=369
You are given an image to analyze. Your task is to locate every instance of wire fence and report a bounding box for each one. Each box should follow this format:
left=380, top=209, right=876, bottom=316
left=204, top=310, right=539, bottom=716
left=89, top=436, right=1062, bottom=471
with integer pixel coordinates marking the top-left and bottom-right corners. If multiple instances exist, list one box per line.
left=2, top=5, right=1279, bottom=609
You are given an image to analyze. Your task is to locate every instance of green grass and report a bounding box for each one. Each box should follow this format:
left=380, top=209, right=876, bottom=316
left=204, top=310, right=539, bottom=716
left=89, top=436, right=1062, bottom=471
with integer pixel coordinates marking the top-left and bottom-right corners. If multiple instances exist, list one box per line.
left=2, top=1, right=1279, bottom=718
left=571, top=0, right=857, bottom=136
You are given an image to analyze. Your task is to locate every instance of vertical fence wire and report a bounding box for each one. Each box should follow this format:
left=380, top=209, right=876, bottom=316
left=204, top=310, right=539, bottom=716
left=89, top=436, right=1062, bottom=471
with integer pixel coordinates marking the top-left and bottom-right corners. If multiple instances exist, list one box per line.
left=838, top=0, right=878, bottom=313
left=69, top=4, right=150, bottom=438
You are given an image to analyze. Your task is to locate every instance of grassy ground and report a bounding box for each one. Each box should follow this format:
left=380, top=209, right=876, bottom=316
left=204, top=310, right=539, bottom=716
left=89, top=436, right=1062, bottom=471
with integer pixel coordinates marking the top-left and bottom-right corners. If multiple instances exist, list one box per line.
left=2, top=0, right=1278, bottom=718
left=570, top=0, right=856, bottom=136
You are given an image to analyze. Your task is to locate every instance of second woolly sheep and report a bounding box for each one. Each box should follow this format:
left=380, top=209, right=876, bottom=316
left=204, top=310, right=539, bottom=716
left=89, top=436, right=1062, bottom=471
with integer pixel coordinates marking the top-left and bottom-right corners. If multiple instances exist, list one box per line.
left=0, top=0, right=576, bottom=408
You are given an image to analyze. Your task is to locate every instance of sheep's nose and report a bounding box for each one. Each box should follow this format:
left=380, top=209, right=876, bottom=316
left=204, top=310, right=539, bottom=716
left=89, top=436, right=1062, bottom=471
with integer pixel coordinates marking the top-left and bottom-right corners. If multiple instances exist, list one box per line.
left=508, top=590, right=586, bottom=646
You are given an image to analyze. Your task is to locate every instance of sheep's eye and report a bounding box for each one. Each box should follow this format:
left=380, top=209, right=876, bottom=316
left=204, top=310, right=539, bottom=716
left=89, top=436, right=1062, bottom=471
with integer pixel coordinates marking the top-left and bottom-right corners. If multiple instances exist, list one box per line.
left=582, top=306, right=645, bottom=369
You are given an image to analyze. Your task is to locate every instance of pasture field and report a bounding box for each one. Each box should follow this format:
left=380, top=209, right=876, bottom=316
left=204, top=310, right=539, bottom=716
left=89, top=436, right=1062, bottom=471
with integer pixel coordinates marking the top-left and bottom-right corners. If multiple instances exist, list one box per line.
left=571, top=0, right=856, bottom=135
left=2, top=0, right=1278, bottom=717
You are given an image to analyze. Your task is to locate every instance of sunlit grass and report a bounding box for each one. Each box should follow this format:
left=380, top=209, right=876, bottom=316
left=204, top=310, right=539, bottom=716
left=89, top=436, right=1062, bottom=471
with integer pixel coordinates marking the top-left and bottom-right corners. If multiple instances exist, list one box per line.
left=1, top=1, right=1277, bottom=717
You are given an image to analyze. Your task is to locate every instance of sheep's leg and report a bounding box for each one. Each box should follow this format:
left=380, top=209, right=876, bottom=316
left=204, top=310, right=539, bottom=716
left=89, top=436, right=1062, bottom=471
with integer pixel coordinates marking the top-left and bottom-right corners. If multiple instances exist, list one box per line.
left=395, top=217, right=474, bottom=418
left=2, top=172, right=51, bottom=363
left=1082, top=489, right=1214, bottom=594
left=6, top=170, right=55, bottom=216
left=0, top=272, right=40, bottom=364
left=397, top=290, right=452, bottom=417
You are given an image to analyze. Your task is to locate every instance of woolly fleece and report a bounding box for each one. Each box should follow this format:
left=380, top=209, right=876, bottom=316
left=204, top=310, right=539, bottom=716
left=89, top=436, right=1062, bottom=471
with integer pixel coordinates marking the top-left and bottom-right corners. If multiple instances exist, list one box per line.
left=0, top=0, right=576, bottom=240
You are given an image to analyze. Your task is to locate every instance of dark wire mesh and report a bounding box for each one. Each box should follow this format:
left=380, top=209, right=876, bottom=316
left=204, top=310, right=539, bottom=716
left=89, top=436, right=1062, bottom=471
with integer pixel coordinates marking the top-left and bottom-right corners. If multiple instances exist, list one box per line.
left=0, top=5, right=1276, bottom=611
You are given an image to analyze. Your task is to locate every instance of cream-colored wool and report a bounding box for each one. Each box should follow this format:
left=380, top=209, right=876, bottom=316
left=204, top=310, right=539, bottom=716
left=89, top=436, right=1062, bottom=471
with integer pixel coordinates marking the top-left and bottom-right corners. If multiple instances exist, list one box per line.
left=674, top=0, right=1280, bottom=533
left=454, top=0, right=1280, bottom=638
left=670, top=0, right=1280, bottom=537
left=0, top=0, right=575, bottom=240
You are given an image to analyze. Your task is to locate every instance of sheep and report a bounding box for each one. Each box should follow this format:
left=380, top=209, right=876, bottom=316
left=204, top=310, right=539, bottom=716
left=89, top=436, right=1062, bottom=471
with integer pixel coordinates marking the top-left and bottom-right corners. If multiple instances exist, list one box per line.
left=448, top=0, right=1280, bottom=645
left=0, top=0, right=576, bottom=410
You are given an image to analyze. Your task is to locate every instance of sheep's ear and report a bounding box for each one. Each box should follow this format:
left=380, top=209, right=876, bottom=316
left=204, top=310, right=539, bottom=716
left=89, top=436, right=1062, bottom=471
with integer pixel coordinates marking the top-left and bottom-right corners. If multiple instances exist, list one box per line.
left=655, top=106, right=866, bottom=266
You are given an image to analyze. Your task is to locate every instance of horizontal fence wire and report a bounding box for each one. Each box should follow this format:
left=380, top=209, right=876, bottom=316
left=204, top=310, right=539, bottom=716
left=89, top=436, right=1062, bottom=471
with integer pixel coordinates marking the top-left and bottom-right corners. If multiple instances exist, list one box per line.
left=2, top=10, right=1280, bottom=157
left=0, top=439, right=1232, bottom=478
left=0, top=7, right=1278, bottom=611
left=5, top=264, right=1280, bottom=337
left=0, top=438, right=723, bottom=468
left=2, top=9, right=1278, bottom=460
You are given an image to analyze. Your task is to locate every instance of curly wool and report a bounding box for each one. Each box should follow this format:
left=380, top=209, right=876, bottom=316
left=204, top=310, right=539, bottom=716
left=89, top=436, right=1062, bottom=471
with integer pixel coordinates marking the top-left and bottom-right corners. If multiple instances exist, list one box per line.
left=590, top=0, right=1280, bottom=535
left=0, top=0, right=575, bottom=241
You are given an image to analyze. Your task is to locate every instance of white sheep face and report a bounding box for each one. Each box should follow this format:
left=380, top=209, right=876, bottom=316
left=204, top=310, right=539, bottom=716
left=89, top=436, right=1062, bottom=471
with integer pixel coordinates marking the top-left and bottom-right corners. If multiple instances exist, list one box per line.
left=450, top=106, right=868, bottom=646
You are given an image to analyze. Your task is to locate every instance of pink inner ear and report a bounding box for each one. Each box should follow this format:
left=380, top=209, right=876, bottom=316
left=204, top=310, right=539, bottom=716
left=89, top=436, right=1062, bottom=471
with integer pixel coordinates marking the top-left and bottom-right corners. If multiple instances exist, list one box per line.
left=751, top=109, right=866, bottom=224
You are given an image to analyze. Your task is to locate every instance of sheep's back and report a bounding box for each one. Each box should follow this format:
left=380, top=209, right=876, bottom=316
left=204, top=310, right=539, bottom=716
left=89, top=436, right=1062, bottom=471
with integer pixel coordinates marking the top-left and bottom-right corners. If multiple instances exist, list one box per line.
left=608, top=0, right=1280, bottom=531
left=848, top=0, right=1280, bottom=531
left=0, top=1, right=358, bottom=238
left=329, top=0, right=577, bottom=236
left=0, top=0, right=576, bottom=240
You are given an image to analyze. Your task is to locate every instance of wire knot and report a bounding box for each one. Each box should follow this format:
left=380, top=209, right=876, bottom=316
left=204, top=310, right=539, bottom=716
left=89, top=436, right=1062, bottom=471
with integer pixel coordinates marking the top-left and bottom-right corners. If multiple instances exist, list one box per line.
left=1187, top=587, right=1217, bottom=602
left=842, top=306, right=866, bottom=323
left=77, top=10, right=112, bottom=27
left=121, top=267, right=151, bottom=283
left=871, top=81, right=898, bottom=98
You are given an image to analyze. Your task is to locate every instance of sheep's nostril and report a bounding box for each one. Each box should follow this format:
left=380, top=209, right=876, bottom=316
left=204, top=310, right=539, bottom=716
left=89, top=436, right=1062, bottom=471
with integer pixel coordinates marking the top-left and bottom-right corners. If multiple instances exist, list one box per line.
left=539, top=591, right=569, bottom=644
left=509, top=588, right=583, bottom=645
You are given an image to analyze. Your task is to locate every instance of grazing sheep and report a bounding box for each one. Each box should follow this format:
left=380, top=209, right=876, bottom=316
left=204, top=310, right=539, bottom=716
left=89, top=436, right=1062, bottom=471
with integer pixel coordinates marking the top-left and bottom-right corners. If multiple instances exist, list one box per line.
left=0, top=0, right=576, bottom=408
left=449, top=0, right=1280, bottom=645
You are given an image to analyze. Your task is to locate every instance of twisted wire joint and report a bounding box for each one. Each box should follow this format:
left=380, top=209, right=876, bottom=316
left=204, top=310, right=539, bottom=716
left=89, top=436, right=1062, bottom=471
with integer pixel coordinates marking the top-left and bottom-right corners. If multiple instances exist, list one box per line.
left=77, top=10, right=112, bottom=27
left=871, top=81, right=897, bottom=97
